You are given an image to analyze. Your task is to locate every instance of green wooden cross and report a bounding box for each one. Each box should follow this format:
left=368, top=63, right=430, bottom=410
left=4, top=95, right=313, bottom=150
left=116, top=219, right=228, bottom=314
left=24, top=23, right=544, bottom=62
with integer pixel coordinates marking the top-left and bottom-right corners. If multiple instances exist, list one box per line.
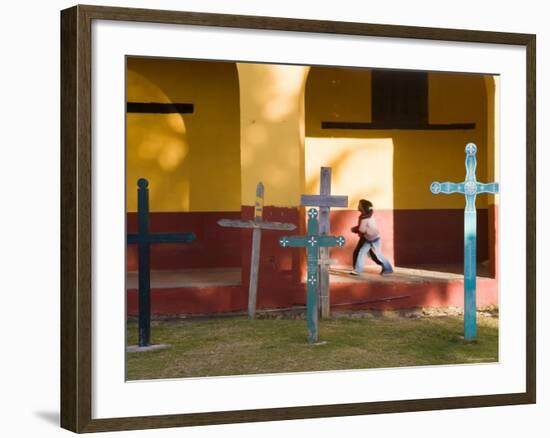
left=301, top=167, right=348, bottom=319
left=127, top=178, right=196, bottom=347
left=279, top=208, right=345, bottom=343
left=430, top=142, right=499, bottom=340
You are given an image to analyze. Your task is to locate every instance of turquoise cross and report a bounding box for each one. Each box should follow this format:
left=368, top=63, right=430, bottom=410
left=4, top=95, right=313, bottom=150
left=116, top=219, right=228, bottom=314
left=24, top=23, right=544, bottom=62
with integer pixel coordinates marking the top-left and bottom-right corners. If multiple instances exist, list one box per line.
left=279, top=208, right=345, bottom=343
left=430, top=143, right=499, bottom=340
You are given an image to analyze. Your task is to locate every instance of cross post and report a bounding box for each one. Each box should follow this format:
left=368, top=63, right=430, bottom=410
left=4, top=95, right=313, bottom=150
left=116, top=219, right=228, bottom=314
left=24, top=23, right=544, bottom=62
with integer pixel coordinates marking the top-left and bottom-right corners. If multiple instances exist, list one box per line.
left=279, top=208, right=345, bottom=343
left=218, top=182, right=296, bottom=319
left=300, top=167, right=348, bottom=318
left=430, top=143, right=499, bottom=340
left=127, top=178, right=196, bottom=347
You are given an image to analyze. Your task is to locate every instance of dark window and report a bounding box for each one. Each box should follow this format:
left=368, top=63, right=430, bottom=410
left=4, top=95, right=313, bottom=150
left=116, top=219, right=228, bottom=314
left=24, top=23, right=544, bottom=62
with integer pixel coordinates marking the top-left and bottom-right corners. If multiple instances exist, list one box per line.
left=371, top=70, right=428, bottom=126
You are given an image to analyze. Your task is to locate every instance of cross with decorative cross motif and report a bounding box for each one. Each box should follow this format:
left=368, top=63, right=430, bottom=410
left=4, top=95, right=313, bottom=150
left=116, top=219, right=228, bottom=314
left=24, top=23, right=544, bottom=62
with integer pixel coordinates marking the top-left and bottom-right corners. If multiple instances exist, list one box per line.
left=279, top=208, right=345, bottom=343
left=218, top=182, right=296, bottom=319
left=301, top=167, right=348, bottom=319
left=127, top=178, right=196, bottom=347
left=430, top=143, right=499, bottom=340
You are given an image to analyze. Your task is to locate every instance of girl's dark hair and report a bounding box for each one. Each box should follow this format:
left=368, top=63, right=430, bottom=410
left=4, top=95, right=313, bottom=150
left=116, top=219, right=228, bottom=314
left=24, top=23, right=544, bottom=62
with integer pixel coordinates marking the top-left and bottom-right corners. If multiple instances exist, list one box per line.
left=359, top=199, right=373, bottom=218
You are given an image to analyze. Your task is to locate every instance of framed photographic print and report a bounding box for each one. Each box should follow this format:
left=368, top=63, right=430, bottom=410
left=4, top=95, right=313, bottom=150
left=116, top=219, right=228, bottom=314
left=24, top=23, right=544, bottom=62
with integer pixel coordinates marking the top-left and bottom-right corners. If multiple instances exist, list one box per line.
left=60, top=4, right=536, bottom=433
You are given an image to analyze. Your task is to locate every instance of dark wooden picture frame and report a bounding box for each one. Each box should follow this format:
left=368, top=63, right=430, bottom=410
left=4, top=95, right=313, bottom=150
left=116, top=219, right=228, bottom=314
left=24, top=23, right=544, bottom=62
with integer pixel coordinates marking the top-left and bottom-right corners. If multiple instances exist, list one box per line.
left=61, top=4, right=536, bottom=433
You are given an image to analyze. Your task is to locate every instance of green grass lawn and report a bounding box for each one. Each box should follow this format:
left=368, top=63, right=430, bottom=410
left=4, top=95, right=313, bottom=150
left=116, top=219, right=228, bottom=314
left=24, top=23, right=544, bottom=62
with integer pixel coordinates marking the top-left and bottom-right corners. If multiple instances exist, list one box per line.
left=126, top=313, right=498, bottom=380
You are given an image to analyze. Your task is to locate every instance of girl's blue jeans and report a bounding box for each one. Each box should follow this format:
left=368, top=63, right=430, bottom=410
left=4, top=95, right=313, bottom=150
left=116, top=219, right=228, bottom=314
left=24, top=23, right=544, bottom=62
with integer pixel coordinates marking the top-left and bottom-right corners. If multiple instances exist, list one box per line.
left=354, top=237, right=393, bottom=273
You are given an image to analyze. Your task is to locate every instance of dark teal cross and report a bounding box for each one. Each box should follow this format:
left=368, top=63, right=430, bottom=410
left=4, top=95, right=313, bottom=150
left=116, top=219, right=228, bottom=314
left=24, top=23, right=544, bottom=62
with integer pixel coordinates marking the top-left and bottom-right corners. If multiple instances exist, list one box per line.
left=127, top=178, right=195, bottom=347
left=279, top=208, right=345, bottom=343
left=430, top=143, right=499, bottom=340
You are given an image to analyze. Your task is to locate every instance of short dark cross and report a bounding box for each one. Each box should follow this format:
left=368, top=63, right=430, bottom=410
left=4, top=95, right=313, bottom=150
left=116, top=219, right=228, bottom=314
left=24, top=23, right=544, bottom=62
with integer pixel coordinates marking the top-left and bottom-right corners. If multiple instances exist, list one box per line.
left=430, top=143, right=499, bottom=340
left=301, top=167, right=348, bottom=318
left=279, top=208, right=345, bottom=343
left=127, top=178, right=196, bottom=347
left=218, top=182, right=296, bottom=319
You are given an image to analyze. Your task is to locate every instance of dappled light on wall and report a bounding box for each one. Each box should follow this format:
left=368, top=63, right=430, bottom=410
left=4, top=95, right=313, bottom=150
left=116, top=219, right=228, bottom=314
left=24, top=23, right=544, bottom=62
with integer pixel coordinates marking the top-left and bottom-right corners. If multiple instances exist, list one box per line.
left=305, top=137, right=395, bottom=211
left=261, top=66, right=311, bottom=122
left=126, top=57, right=241, bottom=212
left=237, top=63, right=310, bottom=206
left=126, top=68, right=192, bottom=212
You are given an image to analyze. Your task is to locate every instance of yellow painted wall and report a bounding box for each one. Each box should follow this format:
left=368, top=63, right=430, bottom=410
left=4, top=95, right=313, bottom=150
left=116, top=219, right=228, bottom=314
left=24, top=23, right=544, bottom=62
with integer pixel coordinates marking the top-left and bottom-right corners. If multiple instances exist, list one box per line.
left=484, top=75, right=499, bottom=206
left=126, top=57, right=241, bottom=212
left=126, top=59, right=497, bottom=212
left=236, top=63, right=310, bottom=206
left=305, top=68, right=497, bottom=210
left=305, top=138, right=394, bottom=210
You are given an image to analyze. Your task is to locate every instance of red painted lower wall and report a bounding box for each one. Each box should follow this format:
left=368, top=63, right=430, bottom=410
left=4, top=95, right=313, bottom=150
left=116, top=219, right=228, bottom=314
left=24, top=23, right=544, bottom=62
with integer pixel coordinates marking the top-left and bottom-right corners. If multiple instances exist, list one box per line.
left=328, top=208, right=489, bottom=267
left=229, top=207, right=491, bottom=291
left=127, top=211, right=242, bottom=270
left=239, top=206, right=303, bottom=301
left=330, top=277, right=497, bottom=311
left=126, top=278, right=498, bottom=316
left=126, top=207, right=492, bottom=271
left=126, top=205, right=498, bottom=316
left=488, top=204, right=499, bottom=278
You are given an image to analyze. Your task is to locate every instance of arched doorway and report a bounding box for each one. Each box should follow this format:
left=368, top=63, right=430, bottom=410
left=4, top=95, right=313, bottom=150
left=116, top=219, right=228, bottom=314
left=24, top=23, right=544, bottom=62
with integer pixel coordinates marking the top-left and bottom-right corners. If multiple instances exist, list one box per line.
left=126, top=58, right=243, bottom=303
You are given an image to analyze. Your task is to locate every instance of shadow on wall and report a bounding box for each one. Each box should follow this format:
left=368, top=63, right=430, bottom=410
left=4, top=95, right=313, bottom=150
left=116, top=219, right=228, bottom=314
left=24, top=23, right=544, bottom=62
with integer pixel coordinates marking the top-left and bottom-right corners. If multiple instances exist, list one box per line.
left=126, top=57, right=242, bottom=213
left=126, top=58, right=244, bottom=273
left=126, top=68, right=192, bottom=212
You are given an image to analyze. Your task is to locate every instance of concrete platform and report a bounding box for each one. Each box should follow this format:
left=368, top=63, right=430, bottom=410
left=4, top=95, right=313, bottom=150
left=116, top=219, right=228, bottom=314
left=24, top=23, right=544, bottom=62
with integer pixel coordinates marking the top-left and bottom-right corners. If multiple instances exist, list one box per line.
left=127, top=264, right=491, bottom=288
left=127, top=267, right=242, bottom=289
left=329, top=264, right=491, bottom=284
left=327, top=264, right=497, bottom=311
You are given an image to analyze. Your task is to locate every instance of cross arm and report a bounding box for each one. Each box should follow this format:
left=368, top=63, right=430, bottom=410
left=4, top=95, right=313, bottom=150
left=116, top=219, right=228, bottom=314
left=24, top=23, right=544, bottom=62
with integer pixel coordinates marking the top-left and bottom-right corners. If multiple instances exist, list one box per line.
left=279, top=236, right=308, bottom=248
left=300, top=194, right=348, bottom=208
left=127, top=234, right=140, bottom=244
left=430, top=181, right=465, bottom=195
left=317, top=235, right=346, bottom=248
left=476, top=182, right=499, bottom=194
left=218, top=219, right=296, bottom=231
left=258, top=221, right=297, bottom=231
left=217, top=219, right=255, bottom=229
